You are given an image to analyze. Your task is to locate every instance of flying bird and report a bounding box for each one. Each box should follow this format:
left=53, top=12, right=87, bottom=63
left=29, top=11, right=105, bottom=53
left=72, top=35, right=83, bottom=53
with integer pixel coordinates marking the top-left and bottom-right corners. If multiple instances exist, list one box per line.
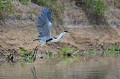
left=34, top=8, right=69, bottom=46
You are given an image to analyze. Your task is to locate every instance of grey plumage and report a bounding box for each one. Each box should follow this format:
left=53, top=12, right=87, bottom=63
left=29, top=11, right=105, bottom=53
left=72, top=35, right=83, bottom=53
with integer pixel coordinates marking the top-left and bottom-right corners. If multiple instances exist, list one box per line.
left=36, top=8, right=53, bottom=43
left=36, top=8, right=68, bottom=46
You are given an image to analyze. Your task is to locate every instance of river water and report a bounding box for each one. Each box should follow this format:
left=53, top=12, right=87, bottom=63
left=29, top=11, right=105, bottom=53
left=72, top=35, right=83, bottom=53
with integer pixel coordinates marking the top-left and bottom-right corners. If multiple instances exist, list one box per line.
left=0, top=57, right=120, bottom=79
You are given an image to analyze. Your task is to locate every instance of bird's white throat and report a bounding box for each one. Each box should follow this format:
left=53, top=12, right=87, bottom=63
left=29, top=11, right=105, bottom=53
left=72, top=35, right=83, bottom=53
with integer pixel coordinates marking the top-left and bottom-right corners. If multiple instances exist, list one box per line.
left=51, top=32, right=67, bottom=42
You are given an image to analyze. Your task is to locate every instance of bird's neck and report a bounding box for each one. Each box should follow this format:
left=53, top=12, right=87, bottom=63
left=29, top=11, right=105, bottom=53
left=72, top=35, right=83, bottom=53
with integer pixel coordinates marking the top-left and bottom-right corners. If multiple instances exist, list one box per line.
left=52, top=32, right=66, bottom=42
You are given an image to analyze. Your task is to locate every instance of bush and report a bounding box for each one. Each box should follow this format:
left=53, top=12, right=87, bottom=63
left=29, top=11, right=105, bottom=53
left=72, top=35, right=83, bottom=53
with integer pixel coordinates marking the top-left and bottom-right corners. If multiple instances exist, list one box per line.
left=75, top=0, right=106, bottom=25
left=85, top=0, right=106, bottom=15
left=0, top=0, right=14, bottom=19
left=0, top=0, right=13, bottom=14
left=76, top=0, right=106, bottom=15
left=19, top=0, right=30, bottom=4
left=104, top=45, right=120, bottom=57
left=19, top=47, right=36, bottom=63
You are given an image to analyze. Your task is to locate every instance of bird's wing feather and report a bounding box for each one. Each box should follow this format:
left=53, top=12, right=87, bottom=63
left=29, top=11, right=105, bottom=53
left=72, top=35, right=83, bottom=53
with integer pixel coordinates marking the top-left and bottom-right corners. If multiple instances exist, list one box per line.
left=36, top=8, right=52, bottom=41
left=47, top=9, right=52, bottom=23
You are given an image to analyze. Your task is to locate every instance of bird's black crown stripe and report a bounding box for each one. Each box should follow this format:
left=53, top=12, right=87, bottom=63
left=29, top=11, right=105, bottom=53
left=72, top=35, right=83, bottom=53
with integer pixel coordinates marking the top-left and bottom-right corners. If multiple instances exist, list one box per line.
left=64, top=31, right=68, bottom=32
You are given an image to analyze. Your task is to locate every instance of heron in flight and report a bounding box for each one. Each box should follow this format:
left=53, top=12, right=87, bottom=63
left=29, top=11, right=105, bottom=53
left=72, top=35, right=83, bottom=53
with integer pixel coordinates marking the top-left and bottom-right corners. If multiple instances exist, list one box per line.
left=34, top=8, right=69, bottom=46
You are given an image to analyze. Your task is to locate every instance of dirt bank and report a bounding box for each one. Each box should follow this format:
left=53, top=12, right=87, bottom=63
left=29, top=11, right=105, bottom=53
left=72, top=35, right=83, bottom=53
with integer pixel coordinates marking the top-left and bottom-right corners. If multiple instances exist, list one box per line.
left=0, top=1, right=120, bottom=61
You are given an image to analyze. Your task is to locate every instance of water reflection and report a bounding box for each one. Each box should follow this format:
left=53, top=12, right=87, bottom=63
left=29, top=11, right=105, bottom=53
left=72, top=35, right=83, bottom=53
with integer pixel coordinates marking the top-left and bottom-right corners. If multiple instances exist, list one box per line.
left=31, top=65, right=37, bottom=79
left=0, top=58, right=120, bottom=79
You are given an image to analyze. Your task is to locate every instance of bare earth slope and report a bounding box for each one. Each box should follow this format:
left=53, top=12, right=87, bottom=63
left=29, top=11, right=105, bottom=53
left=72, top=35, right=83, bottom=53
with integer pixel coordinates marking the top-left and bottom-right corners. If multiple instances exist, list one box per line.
left=0, top=1, right=120, bottom=56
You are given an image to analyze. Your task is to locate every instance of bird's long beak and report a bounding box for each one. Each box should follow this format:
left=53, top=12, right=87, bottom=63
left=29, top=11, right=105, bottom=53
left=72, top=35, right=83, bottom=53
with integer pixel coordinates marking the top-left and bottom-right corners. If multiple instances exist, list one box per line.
left=67, top=31, right=71, bottom=33
left=66, top=31, right=71, bottom=34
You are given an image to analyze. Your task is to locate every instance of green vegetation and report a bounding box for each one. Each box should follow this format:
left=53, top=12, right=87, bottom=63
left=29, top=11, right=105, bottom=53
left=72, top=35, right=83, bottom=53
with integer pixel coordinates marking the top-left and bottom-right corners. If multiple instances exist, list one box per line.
left=75, top=0, right=107, bottom=25
left=104, top=45, right=120, bottom=57
left=14, top=13, right=21, bottom=20
left=1, top=45, right=120, bottom=63
left=84, top=0, right=106, bottom=15
left=0, top=0, right=28, bottom=19
left=47, top=52, right=54, bottom=59
left=88, top=49, right=96, bottom=57
left=20, top=0, right=30, bottom=4
left=58, top=47, right=79, bottom=62
left=0, top=0, right=14, bottom=19
left=0, top=0, right=64, bottom=27
left=19, top=47, right=32, bottom=57
left=60, top=47, right=79, bottom=57
left=77, top=0, right=106, bottom=15
left=73, top=50, right=79, bottom=56
left=5, top=53, right=14, bottom=62
left=61, top=47, right=71, bottom=57
left=19, top=47, right=36, bottom=63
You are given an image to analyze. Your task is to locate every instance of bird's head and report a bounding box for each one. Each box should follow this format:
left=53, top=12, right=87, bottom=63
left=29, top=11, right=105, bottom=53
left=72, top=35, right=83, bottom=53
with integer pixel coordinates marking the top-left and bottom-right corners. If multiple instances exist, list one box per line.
left=64, top=31, right=68, bottom=32
left=63, top=31, right=70, bottom=33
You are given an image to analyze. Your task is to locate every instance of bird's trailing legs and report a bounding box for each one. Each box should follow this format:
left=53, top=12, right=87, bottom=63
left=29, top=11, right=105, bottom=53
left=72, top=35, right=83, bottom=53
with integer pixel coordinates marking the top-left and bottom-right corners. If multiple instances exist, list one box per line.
left=33, top=39, right=40, bottom=41
left=32, top=46, right=39, bottom=62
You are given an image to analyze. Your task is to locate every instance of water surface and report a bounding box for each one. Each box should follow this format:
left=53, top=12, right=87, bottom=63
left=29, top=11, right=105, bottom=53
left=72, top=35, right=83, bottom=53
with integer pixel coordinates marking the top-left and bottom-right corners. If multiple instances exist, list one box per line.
left=0, top=58, right=120, bottom=79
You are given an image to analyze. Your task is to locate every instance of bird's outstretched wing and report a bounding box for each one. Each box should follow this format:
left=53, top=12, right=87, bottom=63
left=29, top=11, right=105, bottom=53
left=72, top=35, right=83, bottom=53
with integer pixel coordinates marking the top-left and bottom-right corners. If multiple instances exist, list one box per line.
left=36, top=8, right=52, bottom=41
